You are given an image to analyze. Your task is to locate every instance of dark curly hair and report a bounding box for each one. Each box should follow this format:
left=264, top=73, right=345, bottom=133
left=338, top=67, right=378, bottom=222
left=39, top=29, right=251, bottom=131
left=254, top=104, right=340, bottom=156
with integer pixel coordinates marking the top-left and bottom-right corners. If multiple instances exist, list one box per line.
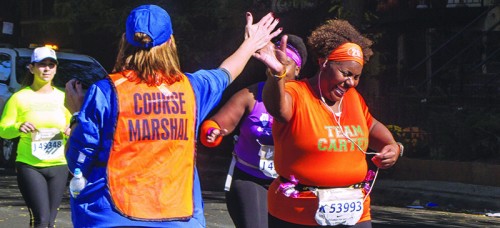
left=307, top=19, right=373, bottom=64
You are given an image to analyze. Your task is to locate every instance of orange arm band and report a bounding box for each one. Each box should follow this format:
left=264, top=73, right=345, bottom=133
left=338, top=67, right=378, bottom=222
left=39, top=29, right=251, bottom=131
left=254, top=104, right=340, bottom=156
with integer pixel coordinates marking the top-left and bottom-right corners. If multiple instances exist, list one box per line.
left=200, top=119, right=223, bottom=148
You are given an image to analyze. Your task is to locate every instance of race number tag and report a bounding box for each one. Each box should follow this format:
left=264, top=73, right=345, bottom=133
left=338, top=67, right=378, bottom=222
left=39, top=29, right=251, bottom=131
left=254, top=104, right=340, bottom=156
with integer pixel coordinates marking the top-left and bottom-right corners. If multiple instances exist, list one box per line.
left=258, top=144, right=277, bottom=178
left=31, top=128, right=64, bottom=160
left=314, top=188, right=364, bottom=226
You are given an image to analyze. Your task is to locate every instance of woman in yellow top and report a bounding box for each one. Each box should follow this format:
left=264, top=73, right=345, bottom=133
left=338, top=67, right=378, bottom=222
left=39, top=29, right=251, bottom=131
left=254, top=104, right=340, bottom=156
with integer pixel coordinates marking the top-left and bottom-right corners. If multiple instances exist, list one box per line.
left=0, top=46, right=71, bottom=228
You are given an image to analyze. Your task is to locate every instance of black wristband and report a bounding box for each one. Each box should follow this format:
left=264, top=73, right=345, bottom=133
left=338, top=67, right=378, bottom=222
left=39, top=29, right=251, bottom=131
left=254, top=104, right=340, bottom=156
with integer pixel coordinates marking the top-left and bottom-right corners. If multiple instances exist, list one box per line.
left=70, top=112, right=79, bottom=127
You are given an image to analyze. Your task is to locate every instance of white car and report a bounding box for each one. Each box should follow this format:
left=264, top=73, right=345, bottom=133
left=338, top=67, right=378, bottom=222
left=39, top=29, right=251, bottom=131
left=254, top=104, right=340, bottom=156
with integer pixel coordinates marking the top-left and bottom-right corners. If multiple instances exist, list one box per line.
left=0, top=46, right=108, bottom=167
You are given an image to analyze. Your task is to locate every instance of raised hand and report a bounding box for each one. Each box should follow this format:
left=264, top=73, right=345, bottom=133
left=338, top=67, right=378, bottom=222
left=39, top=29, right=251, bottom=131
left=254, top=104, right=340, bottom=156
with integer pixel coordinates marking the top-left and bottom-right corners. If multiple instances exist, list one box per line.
left=64, top=79, right=85, bottom=114
left=219, top=12, right=282, bottom=81
left=253, top=35, right=290, bottom=74
left=245, top=12, right=282, bottom=50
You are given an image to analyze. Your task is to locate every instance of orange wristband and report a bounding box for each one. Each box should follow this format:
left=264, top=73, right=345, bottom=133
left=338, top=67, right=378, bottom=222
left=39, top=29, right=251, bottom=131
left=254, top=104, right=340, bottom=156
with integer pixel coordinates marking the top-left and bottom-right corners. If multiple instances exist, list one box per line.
left=200, top=120, right=223, bottom=148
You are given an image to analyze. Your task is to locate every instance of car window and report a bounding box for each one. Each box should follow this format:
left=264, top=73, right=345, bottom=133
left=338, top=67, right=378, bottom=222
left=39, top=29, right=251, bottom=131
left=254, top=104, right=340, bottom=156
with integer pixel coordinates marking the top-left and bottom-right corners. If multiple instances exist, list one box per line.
left=0, top=54, right=11, bottom=83
left=16, top=57, right=107, bottom=89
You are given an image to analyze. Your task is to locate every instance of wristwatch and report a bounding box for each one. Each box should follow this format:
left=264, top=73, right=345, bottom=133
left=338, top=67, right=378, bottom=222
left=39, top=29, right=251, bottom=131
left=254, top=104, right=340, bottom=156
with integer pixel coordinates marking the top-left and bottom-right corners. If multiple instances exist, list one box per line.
left=70, top=112, right=79, bottom=127
left=396, top=142, right=404, bottom=157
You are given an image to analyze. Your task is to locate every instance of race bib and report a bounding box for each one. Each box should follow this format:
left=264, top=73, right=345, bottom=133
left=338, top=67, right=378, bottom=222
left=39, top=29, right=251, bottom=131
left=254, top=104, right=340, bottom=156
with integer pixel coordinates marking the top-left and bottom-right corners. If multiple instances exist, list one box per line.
left=314, top=188, right=364, bottom=226
left=31, top=128, right=64, bottom=160
left=258, top=144, right=277, bottom=178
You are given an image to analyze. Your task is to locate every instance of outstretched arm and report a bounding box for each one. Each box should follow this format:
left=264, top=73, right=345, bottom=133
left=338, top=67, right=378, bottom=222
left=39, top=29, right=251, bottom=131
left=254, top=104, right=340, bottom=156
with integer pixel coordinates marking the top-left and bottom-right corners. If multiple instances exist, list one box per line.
left=254, top=35, right=293, bottom=122
left=219, top=12, right=282, bottom=81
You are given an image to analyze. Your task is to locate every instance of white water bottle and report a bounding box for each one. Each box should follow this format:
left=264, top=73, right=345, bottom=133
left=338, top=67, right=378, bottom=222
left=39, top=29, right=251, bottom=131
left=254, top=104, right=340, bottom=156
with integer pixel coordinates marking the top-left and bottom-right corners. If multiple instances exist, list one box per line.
left=69, top=168, right=87, bottom=198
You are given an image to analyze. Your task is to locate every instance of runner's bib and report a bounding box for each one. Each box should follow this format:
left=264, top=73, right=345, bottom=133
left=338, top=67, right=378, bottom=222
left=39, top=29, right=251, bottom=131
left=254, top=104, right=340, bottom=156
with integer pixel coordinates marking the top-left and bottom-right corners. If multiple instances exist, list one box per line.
left=314, top=188, right=364, bottom=226
left=258, top=144, right=277, bottom=178
left=31, top=128, right=64, bottom=160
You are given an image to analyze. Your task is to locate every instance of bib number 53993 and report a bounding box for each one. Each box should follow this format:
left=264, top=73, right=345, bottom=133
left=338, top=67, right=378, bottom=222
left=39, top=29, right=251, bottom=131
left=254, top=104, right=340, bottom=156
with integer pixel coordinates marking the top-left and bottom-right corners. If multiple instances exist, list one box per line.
left=314, top=188, right=364, bottom=226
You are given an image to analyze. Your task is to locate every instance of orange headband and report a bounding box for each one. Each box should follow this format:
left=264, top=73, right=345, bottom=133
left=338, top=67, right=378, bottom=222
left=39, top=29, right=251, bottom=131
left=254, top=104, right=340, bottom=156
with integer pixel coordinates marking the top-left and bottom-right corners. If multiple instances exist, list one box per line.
left=327, top=43, right=364, bottom=66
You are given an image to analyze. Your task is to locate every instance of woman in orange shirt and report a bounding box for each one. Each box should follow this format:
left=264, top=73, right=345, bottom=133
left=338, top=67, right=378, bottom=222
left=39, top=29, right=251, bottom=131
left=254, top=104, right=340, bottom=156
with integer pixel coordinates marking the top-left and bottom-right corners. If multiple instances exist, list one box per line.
left=200, top=34, right=307, bottom=228
left=254, top=20, right=403, bottom=227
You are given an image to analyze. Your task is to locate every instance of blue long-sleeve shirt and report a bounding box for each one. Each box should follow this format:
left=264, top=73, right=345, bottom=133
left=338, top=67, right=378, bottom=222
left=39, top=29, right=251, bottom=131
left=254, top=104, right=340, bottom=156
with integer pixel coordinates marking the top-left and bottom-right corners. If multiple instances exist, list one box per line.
left=66, top=69, right=230, bottom=227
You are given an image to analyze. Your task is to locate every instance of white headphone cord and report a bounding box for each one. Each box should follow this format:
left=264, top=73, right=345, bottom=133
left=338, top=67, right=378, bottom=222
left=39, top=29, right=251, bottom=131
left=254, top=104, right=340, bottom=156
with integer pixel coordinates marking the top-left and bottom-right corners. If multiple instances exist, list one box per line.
left=317, top=70, right=377, bottom=155
left=318, top=68, right=380, bottom=201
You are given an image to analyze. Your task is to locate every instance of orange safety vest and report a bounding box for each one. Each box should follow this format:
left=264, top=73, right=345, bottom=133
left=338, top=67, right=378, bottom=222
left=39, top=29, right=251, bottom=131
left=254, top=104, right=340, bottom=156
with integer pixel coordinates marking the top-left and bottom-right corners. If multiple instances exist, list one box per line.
left=107, top=71, right=196, bottom=221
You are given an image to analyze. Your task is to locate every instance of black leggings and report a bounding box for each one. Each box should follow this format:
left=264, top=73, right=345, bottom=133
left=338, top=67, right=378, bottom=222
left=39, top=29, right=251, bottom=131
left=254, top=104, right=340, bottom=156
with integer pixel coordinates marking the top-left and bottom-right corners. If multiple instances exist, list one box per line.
left=269, top=214, right=372, bottom=228
left=16, top=162, right=69, bottom=228
left=225, top=167, right=273, bottom=228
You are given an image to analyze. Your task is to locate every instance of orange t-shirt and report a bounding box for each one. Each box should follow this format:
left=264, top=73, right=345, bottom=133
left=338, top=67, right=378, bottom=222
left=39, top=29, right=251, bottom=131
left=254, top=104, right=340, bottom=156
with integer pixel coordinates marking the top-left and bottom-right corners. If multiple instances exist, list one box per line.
left=268, top=79, right=373, bottom=225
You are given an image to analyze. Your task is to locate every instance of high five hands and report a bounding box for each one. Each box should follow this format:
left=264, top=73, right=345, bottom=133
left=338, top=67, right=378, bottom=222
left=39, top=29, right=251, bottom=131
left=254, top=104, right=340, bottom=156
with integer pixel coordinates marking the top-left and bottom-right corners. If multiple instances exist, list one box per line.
left=245, top=12, right=282, bottom=50
left=253, top=34, right=290, bottom=74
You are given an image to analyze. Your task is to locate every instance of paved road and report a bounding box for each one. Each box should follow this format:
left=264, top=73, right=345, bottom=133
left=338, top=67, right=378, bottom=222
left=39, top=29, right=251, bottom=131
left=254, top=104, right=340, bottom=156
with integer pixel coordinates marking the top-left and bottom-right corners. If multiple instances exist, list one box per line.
left=1, top=171, right=499, bottom=227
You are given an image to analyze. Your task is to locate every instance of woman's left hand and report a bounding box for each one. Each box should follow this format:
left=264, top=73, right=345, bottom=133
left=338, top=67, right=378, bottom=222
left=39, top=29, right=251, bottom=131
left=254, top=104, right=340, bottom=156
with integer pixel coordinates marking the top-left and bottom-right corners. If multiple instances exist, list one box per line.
left=371, top=143, right=399, bottom=169
left=245, top=12, right=281, bottom=50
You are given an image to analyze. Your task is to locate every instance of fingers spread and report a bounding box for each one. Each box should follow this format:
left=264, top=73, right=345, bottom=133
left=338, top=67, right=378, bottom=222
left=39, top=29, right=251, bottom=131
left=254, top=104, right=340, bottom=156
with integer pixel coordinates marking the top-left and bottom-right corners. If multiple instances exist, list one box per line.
left=258, top=12, right=274, bottom=28
left=269, top=28, right=283, bottom=41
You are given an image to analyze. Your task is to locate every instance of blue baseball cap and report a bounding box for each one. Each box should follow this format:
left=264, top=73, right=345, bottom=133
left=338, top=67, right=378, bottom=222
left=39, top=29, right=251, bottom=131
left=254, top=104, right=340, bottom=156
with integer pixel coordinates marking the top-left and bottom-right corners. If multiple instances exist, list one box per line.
left=126, top=5, right=173, bottom=48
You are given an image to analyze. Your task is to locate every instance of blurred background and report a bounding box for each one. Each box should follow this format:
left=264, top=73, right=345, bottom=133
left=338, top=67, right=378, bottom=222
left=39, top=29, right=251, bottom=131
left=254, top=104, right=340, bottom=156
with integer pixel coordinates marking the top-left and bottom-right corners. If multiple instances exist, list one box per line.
left=1, top=0, right=499, bottom=187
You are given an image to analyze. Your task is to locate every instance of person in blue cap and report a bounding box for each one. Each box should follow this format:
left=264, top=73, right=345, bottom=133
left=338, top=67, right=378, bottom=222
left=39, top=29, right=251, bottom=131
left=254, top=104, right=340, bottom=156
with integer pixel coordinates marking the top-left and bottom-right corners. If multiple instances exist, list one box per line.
left=63, top=4, right=281, bottom=228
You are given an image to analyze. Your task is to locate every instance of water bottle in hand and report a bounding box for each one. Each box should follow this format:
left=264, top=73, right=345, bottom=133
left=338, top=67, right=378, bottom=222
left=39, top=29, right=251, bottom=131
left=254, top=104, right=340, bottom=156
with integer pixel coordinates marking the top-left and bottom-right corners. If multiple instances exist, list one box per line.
left=69, top=168, right=87, bottom=198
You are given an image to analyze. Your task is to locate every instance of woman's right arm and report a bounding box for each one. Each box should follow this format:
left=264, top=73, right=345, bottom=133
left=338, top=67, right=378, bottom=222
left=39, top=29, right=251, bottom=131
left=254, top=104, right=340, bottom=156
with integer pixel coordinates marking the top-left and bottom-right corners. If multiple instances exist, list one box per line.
left=0, top=96, right=21, bottom=139
left=262, top=70, right=293, bottom=123
left=200, top=86, right=255, bottom=147
left=65, top=82, right=108, bottom=176
left=257, top=35, right=293, bottom=123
